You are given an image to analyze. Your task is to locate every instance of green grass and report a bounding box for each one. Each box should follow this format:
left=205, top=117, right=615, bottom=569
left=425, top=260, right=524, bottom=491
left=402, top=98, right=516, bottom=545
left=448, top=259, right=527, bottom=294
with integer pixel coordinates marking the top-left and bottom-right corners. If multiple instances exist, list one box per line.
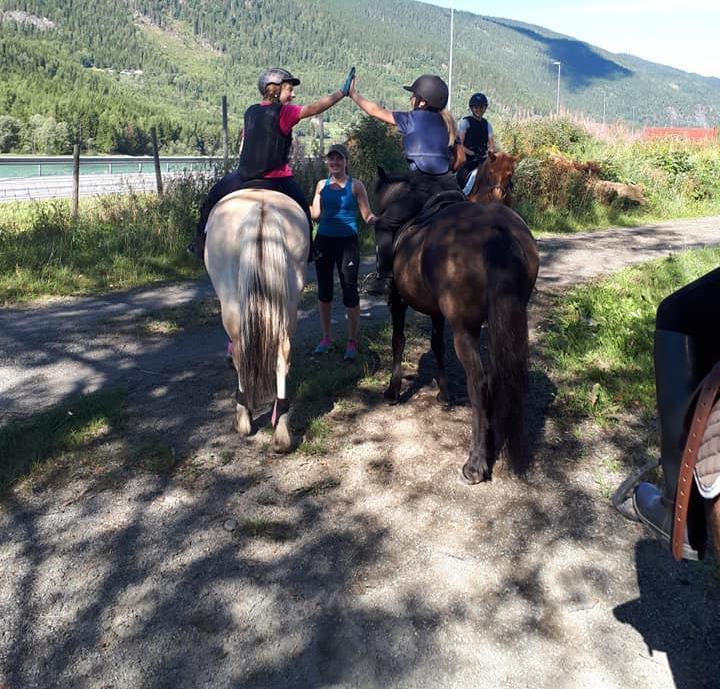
left=0, top=389, right=126, bottom=492
left=0, top=173, right=215, bottom=305
left=543, top=247, right=720, bottom=422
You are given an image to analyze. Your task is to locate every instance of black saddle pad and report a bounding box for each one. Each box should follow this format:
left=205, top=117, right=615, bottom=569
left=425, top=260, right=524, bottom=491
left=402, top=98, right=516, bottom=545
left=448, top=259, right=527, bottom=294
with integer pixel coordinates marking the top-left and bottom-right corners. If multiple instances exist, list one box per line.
left=393, top=191, right=466, bottom=251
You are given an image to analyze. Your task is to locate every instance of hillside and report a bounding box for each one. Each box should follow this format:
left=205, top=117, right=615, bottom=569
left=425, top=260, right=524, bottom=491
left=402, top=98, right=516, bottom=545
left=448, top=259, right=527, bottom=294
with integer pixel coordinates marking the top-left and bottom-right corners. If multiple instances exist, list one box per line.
left=1, top=0, right=719, bottom=154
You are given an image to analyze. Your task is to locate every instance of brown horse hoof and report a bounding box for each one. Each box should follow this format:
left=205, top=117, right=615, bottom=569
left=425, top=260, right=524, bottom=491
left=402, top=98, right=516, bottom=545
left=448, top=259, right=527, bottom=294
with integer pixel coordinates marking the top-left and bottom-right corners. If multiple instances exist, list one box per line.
left=461, top=462, right=491, bottom=485
left=383, top=387, right=400, bottom=404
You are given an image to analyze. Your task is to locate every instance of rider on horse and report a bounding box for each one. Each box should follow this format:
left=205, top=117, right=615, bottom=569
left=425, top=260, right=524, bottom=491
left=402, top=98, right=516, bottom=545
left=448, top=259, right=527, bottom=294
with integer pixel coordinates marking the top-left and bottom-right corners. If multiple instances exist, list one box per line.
left=457, top=92, right=496, bottom=194
left=188, top=67, right=354, bottom=262
left=620, top=266, right=720, bottom=560
left=348, top=73, right=462, bottom=296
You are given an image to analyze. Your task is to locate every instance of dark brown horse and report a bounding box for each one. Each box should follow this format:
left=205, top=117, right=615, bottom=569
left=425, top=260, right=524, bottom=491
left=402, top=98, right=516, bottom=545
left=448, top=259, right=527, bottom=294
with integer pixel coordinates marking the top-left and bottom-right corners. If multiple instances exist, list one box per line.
left=376, top=168, right=539, bottom=482
left=466, top=151, right=518, bottom=206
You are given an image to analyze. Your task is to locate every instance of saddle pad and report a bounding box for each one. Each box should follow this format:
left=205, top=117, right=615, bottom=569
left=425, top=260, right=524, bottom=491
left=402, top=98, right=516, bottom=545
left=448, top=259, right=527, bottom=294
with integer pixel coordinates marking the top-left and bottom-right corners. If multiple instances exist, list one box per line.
left=695, top=395, right=720, bottom=498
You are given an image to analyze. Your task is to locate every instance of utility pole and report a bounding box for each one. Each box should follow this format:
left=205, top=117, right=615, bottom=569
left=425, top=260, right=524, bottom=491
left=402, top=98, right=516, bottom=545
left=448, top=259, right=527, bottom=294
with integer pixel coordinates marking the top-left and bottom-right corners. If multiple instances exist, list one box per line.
left=448, top=8, right=454, bottom=111
left=552, top=61, right=561, bottom=116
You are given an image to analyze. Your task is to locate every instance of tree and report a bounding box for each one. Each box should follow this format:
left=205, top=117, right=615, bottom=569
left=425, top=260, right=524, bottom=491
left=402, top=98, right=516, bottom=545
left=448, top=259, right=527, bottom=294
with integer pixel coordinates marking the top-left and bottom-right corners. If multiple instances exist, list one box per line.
left=0, top=115, right=22, bottom=152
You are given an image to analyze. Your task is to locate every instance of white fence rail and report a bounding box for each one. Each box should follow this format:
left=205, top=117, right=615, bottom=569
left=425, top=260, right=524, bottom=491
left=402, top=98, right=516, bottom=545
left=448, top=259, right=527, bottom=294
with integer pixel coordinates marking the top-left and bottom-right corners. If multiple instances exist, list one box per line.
left=0, top=155, right=224, bottom=202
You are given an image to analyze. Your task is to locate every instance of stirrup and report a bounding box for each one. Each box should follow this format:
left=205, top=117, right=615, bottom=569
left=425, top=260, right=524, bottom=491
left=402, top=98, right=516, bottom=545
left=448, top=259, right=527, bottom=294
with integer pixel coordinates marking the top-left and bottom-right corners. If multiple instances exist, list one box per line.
left=612, top=458, right=659, bottom=522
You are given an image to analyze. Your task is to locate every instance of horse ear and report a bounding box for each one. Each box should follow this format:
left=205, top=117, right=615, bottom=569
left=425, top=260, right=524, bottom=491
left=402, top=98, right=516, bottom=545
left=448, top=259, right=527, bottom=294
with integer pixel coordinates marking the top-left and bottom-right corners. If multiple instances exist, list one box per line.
left=377, top=166, right=387, bottom=180
left=489, top=150, right=497, bottom=162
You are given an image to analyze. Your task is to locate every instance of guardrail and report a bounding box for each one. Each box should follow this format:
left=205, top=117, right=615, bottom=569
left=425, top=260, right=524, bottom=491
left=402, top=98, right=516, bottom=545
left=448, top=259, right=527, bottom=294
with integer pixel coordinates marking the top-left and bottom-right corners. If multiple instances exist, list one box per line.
left=0, top=155, right=226, bottom=179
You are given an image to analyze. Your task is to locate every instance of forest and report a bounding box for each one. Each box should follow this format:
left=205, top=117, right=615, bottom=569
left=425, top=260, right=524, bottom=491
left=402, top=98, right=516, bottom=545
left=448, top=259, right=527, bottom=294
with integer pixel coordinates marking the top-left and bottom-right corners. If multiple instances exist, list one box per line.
left=1, top=0, right=719, bottom=155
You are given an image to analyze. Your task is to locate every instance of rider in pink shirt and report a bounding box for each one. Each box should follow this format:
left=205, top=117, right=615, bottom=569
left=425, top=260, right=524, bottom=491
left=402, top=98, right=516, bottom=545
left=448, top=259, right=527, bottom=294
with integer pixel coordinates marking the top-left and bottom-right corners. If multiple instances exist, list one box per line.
left=189, top=67, right=354, bottom=261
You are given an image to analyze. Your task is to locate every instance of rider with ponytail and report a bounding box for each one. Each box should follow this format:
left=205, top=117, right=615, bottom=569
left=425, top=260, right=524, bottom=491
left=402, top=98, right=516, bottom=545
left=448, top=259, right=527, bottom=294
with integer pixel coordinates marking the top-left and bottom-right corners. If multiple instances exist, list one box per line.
left=349, top=73, right=462, bottom=295
left=189, top=67, right=354, bottom=262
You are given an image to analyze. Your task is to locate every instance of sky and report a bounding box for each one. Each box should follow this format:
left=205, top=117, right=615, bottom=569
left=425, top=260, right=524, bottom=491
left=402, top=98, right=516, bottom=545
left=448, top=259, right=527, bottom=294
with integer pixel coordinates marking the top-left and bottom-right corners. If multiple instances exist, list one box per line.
left=422, top=0, right=720, bottom=78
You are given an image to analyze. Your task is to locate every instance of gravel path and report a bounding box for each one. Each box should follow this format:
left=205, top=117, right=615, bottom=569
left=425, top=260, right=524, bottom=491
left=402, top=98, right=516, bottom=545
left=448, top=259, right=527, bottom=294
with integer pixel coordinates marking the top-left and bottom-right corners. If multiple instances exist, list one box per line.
left=1, top=216, right=719, bottom=689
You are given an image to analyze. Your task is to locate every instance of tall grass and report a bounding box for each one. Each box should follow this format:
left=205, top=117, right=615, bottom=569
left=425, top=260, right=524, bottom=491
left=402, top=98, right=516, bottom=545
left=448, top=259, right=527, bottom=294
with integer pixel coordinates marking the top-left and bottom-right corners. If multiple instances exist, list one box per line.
left=544, top=247, right=720, bottom=422
left=0, top=172, right=216, bottom=304
left=497, top=118, right=720, bottom=233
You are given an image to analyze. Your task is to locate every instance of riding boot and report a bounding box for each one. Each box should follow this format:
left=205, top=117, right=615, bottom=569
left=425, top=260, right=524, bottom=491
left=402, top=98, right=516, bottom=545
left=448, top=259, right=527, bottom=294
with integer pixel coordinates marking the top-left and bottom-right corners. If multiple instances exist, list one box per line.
left=633, top=330, right=705, bottom=559
left=364, top=223, right=394, bottom=296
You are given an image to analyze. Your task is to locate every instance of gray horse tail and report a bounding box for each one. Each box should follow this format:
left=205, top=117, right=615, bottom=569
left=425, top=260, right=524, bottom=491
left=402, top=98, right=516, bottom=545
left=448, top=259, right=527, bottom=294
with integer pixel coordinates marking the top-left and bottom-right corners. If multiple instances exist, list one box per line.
left=236, top=199, right=289, bottom=410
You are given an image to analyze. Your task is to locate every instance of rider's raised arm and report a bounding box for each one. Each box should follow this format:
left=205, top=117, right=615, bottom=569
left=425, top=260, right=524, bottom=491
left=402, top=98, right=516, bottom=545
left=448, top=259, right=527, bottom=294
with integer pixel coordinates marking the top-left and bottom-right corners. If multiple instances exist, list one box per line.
left=299, top=90, right=345, bottom=120
left=349, top=81, right=396, bottom=126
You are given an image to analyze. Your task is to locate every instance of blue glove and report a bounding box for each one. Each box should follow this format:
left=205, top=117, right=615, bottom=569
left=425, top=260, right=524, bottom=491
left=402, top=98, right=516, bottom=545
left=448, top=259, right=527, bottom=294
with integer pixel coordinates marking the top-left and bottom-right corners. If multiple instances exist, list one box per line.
left=341, top=66, right=356, bottom=96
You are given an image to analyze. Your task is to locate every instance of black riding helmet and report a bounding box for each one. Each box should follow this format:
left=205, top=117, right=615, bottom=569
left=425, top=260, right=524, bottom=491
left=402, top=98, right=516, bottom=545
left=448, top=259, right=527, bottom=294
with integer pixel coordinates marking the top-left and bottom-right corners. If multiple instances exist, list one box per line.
left=257, top=68, right=300, bottom=95
left=403, top=75, right=449, bottom=111
left=469, top=92, right=488, bottom=109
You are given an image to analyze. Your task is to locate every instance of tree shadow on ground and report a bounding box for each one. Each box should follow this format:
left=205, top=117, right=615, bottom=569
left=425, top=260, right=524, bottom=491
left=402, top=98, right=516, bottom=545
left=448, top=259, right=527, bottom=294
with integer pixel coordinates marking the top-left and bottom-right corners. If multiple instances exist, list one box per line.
left=614, top=540, right=720, bottom=689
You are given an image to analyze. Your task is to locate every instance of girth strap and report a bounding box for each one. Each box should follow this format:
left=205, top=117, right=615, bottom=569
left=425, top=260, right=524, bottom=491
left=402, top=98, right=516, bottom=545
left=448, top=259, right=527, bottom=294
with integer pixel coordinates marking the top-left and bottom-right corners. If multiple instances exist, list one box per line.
left=673, top=361, right=720, bottom=559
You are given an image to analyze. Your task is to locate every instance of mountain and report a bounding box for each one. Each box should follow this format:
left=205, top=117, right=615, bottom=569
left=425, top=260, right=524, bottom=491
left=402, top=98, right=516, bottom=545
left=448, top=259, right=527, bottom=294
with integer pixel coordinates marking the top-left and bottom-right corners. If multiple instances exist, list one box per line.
left=1, top=0, right=718, bottom=154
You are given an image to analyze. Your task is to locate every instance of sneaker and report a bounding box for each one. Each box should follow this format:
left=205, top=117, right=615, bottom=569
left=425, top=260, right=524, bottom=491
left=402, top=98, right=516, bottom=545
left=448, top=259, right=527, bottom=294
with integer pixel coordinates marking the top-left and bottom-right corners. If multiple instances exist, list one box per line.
left=344, top=340, right=358, bottom=360
left=314, top=337, right=332, bottom=354
left=363, top=274, right=393, bottom=297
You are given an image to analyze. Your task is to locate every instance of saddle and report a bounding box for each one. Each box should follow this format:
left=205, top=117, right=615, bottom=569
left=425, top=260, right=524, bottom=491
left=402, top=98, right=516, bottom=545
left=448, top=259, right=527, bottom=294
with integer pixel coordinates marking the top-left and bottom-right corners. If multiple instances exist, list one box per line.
left=673, top=361, right=720, bottom=559
left=393, top=191, right=467, bottom=251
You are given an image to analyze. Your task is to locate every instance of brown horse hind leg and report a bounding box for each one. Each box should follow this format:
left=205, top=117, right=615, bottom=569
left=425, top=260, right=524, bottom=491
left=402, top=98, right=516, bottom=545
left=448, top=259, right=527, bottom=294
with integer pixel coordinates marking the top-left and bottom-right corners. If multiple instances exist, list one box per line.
left=453, top=330, right=492, bottom=483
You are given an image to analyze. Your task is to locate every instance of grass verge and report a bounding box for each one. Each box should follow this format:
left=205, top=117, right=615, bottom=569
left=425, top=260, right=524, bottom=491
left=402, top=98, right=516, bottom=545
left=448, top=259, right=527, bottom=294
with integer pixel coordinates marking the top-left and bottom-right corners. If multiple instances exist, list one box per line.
left=542, top=247, right=720, bottom=422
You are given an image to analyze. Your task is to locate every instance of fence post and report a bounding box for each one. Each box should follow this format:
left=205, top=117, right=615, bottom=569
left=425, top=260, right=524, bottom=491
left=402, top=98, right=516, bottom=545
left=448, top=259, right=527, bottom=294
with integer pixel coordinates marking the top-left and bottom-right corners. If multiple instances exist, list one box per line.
left=71, top=143, right=80, bottom=219
left=151, top=126, right=163, bottom=197
left=222, top=95, right=229, bottom=169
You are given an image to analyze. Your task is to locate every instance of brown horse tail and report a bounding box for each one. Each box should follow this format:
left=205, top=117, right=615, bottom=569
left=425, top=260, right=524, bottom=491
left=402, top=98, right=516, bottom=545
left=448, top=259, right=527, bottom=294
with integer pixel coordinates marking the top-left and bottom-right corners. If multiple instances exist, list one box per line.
left=485, top=228, right=533, bottom=474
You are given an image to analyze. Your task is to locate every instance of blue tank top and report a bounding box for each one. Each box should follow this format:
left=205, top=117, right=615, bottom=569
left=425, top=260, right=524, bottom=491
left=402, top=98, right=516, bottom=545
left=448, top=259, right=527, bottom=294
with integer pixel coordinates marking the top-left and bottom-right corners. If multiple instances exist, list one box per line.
left=317, top=176, right=358, bottom=237
left=392, top=110, right=452, bottom=175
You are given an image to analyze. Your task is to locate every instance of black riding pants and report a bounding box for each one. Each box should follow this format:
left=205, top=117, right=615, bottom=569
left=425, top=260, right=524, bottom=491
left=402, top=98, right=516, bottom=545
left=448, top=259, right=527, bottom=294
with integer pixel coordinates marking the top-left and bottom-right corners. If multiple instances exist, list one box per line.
left=375, top=170, right=460, bottom=278
left=196, top=171, right=312, bottom=238
left=314, top=234, right=360, bottom=308
left=656, top=266, right=720, bottom=370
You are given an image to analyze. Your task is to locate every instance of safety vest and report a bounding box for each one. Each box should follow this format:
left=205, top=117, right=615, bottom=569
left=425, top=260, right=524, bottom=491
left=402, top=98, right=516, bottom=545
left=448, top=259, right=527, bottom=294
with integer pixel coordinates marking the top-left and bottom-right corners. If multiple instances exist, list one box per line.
left=237, top=103, right=292, bottom=179
left=462, top=116, right=489, bottom=160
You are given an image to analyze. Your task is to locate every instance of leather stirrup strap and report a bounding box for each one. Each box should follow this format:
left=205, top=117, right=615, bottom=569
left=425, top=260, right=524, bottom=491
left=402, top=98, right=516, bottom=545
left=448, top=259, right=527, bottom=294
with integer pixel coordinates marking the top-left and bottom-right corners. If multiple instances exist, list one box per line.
left=673, top=361, right=720, bottom=560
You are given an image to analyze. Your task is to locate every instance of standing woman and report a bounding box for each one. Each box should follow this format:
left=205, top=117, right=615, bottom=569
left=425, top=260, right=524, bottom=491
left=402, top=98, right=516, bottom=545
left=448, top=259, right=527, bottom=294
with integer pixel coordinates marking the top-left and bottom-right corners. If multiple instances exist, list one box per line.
left=348, top=73, right=462, bottom=296
left=309, top=144, right=376, bottom=359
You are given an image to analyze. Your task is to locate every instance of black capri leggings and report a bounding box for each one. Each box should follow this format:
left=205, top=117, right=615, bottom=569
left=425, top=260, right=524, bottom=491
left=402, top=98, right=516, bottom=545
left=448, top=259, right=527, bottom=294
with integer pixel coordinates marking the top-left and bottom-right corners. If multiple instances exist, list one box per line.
left=314, top=234, right=360, bottom=308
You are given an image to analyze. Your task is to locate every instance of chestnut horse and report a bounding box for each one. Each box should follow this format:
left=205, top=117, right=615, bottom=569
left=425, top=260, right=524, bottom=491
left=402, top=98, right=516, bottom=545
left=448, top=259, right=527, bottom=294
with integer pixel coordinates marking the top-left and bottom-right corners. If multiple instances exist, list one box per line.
left=205, top=189, right=308, bottom=452
left=376, top=168, right=539, bottom=482
left=466, top=151, right=518, bottom=205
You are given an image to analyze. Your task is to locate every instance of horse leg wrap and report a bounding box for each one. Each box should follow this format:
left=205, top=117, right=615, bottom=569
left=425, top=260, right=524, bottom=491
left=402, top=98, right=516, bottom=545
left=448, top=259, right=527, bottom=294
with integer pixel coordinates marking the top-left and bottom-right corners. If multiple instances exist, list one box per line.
left=272, top=398, right=290, bottom=428
left=235, top=390, right=248, bottom=408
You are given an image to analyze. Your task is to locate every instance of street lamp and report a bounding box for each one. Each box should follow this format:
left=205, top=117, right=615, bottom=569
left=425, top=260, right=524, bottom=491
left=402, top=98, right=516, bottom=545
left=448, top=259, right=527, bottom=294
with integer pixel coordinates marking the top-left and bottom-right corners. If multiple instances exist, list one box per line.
left=552, top=60, right=561, bottom=116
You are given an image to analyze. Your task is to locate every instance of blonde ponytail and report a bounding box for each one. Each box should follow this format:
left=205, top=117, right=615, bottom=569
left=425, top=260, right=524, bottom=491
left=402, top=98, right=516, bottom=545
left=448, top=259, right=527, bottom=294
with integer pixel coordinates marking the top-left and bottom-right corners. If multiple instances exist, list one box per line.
left=439, top=108, right=458, bottom=147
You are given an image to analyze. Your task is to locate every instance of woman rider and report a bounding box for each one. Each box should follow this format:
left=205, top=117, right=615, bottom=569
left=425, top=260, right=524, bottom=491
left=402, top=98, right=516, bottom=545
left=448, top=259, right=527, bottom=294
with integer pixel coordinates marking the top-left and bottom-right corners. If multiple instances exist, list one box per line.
left=348, top=73, right=462, bottom=296
left=309, top=143, right=376, bottom=360
left=188, top=67, right=353, bottom=261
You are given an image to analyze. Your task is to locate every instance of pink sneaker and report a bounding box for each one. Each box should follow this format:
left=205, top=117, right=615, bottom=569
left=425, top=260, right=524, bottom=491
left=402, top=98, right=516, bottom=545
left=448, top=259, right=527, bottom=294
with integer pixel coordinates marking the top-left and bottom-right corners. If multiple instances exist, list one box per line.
left=314, top=337, right=332, bottom=354
left=343, top=339, right=358, bottom=360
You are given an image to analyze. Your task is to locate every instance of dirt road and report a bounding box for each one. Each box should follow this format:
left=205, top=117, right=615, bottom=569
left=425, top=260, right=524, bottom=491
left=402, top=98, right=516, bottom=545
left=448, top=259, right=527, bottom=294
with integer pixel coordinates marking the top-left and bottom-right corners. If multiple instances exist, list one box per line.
left=1, top=216, right=719, bottom=688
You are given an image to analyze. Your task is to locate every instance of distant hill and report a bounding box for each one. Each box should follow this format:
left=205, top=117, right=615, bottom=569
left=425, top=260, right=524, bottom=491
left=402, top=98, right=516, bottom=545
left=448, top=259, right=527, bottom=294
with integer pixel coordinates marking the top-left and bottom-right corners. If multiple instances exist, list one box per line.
left=1, top=0, right=718, bottom=154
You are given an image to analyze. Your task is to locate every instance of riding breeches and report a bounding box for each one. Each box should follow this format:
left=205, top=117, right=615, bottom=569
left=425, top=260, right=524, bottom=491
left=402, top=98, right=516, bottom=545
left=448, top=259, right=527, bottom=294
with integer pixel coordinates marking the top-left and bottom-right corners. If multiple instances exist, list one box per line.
left=314, top=234, right=360, bottom=308
left=375, top=170, right=460, bottom=278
